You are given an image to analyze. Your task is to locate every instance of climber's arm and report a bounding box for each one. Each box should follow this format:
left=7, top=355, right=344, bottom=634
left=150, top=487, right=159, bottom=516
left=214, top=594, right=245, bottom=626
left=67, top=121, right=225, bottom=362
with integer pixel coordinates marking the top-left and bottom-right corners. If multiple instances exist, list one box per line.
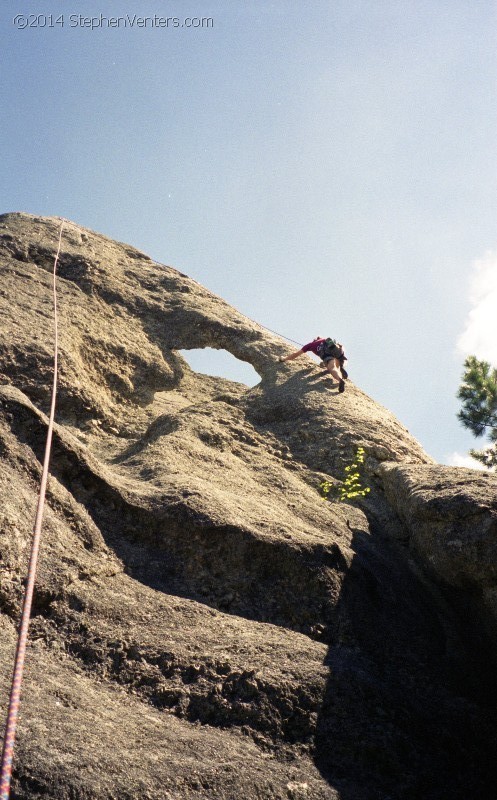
left=278, top=349, right=304, bottom=363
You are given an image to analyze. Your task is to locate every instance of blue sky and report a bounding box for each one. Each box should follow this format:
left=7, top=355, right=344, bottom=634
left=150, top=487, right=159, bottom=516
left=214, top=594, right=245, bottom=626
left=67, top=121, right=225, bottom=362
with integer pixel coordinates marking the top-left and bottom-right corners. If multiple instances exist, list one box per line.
left=1, top=1, right=496, bottom=465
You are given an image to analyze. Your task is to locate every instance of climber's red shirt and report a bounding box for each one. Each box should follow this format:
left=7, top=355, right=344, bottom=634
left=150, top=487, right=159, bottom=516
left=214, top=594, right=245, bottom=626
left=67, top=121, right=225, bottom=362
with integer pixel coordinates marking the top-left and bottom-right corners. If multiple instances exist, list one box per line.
left=301, top=338, right=326, bottom=356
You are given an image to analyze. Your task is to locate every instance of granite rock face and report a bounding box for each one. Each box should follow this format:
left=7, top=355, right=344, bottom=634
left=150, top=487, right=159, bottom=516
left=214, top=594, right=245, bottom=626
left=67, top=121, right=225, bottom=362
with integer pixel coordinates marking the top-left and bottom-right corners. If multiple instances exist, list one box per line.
left=1, top=212, right=496, bottom=799
left=379, top=463, right=497, bottom=656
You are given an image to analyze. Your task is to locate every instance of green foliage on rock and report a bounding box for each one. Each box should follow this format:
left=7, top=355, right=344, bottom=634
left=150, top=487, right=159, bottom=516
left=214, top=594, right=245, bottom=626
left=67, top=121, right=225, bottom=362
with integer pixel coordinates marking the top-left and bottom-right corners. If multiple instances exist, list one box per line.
left=457, top=355, right=497, bottom=469
left=320, top=446, right=371, bottom=503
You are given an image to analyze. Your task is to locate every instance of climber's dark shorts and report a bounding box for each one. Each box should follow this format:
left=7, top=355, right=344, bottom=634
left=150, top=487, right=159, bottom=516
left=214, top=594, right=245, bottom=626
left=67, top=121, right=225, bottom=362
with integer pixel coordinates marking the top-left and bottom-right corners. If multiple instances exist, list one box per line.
left=322, top=349, right=344, bottom=364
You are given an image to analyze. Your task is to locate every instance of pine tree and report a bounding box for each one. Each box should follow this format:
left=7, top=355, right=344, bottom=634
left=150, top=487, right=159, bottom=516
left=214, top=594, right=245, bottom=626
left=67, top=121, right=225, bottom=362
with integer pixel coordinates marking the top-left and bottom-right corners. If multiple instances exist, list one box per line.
left=457, top=355, right=497, bottom=469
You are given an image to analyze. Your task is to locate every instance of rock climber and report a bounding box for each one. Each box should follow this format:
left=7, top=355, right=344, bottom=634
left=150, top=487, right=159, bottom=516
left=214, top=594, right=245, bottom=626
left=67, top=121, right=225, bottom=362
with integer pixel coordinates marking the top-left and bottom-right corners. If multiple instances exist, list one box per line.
left=278, top=337, right=348, bottom=392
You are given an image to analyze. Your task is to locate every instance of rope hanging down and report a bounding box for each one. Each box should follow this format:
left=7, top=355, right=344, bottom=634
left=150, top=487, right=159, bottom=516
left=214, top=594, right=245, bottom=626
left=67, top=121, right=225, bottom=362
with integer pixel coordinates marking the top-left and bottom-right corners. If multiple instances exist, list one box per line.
left=0, top=220, right=64, bottom=800
left=0, top=218, right=310, bottom=797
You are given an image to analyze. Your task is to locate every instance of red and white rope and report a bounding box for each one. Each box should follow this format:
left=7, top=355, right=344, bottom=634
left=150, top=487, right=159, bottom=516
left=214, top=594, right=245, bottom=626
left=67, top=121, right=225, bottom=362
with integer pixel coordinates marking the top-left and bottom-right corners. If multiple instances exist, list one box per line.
left=0, top=219, right=64, bottom=800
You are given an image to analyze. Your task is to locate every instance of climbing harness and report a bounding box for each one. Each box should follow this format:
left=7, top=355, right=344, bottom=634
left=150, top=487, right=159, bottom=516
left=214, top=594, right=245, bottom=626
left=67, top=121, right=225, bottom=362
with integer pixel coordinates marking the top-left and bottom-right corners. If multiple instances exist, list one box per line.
left=0, top=220, right=64, bottom=800
left=316, top=338, right=346, bottom=361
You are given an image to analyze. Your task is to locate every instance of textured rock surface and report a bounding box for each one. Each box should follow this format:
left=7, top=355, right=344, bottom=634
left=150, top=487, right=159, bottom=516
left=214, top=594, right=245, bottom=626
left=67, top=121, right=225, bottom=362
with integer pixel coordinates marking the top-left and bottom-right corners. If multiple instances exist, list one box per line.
left=380, top=463, right=497, bottom=657
left=1, top=212, right=496, bottom=799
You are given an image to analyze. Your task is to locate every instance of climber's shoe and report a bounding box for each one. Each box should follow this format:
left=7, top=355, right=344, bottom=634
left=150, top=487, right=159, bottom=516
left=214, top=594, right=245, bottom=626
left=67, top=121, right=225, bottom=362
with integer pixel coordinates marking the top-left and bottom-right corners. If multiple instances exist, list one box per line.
left=339, top=379, right=345, bottom=393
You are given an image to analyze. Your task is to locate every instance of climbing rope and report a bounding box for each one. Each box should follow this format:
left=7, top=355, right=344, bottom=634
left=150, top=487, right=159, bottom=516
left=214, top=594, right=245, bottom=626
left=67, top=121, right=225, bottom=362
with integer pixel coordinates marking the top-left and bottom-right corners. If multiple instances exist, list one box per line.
left=152, top=259, right=303, bottom=348
left=252, top=324, right=303, bottom=348
left=0, top=220, right=64, bottom=800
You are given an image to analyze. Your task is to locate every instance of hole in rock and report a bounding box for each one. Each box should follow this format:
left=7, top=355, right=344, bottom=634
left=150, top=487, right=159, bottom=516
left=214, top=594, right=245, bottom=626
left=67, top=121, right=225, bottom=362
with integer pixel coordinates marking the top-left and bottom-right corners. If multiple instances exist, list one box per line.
left=180, top=348, right=259, bottom=387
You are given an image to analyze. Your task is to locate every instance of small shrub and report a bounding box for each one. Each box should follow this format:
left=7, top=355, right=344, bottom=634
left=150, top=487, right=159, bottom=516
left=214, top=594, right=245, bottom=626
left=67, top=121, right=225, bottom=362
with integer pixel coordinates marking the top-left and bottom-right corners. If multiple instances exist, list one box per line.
left=319, top=479, right=335, bottom=501
left=319, top=446, right=371, bottom=503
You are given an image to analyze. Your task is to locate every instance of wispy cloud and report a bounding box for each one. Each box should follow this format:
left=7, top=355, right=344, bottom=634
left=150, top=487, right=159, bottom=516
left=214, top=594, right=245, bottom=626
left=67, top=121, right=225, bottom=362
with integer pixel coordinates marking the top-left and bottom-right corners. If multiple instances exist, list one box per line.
left=457, top=251, right=497, bottom=364
left=445, top=452, right=487, bottom=470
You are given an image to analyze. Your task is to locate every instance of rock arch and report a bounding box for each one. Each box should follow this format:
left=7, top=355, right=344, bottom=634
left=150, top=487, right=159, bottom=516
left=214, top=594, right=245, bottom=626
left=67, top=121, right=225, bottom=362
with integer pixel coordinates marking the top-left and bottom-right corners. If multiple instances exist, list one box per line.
left=179, top=347, right=260, bottom=387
